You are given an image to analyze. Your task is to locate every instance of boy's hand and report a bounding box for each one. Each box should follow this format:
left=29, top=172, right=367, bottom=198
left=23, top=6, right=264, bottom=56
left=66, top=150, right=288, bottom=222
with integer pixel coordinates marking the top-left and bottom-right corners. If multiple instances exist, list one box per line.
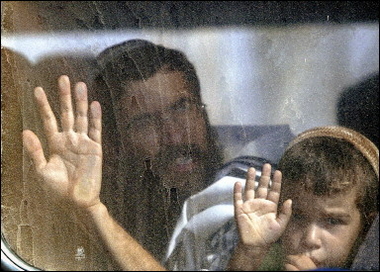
left=284, top=254, right=318, bottom=271
left=233, top=164, right=292, bottom=248
left=23, top=75, right=103, bottom=210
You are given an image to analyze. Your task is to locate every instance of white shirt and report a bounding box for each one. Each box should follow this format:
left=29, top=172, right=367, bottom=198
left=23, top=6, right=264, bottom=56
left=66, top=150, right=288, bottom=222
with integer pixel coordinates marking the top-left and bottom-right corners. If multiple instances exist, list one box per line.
left=164, top=156, right=268, bottom=271
left=165, top=175, right=241, bottom=271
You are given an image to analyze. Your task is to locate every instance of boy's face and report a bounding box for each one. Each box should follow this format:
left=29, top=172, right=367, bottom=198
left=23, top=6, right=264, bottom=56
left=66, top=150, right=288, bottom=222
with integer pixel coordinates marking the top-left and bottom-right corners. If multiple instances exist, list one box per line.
left=281, top=186, right=362, bottom=268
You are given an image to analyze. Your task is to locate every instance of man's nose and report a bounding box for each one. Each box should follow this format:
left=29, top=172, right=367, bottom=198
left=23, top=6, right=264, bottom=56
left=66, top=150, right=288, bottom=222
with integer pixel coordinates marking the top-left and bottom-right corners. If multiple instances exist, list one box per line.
left=302, top=223, right=322, bottom=250
left=159, top=115, right=184, bottom=145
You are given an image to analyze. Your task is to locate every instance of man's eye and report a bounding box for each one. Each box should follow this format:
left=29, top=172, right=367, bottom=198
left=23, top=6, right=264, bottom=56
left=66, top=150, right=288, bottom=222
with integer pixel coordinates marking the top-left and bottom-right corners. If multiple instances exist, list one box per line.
left=292, top=213, right=305, bottom=221
left=126, top=116, right=154, bottom=130
left=173, top=99, right=191, bottom=112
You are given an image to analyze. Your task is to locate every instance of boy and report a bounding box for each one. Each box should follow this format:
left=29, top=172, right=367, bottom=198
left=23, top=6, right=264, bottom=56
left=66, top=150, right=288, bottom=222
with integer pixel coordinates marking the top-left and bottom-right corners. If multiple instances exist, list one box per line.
left=228, top=126, right=378, bottom=270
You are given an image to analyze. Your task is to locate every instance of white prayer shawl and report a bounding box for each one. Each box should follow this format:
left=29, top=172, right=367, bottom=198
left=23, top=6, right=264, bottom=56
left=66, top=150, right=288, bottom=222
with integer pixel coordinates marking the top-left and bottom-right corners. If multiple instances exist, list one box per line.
left=165, top=175, right=244, bottom=271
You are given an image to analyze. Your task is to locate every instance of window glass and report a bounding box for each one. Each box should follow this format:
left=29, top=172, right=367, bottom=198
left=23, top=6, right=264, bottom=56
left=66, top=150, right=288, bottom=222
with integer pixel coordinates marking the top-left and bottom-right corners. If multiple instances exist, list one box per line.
left=2, top=2, right=378, bottom=271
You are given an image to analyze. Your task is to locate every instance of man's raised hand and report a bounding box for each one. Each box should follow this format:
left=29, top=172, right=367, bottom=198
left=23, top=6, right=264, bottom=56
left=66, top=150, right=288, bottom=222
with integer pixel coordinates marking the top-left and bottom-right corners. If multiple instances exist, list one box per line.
left=23, top=75, right=103, bottom=210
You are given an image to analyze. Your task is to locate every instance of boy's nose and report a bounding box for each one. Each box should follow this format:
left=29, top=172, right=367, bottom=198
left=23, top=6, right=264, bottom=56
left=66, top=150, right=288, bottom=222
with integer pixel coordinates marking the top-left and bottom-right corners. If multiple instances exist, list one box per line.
left=302, top=223, right=322, bottom=250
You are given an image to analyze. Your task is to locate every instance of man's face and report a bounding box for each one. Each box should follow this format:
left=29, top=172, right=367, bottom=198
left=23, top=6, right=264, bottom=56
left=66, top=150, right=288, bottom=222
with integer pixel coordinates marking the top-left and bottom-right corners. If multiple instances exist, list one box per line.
left=281, top=186, right=362, bottom=268
left=114, top=70, right=213, bottom=193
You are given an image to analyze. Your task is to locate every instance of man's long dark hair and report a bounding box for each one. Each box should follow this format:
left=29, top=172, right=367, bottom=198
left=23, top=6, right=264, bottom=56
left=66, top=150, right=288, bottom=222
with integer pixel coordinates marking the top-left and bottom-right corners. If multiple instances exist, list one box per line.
left=93, top=39, right=224, bottom=260
left=96, top=38, right=223, bottom=186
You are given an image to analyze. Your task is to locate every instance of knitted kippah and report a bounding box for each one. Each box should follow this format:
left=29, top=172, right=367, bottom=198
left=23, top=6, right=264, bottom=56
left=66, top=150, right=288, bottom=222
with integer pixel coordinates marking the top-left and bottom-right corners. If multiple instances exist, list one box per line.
left=286, top=126, right=379, bottom=178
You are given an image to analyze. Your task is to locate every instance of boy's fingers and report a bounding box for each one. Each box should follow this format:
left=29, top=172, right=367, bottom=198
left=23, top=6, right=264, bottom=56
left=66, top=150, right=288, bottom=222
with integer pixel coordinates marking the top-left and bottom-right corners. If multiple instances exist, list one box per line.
left=233, top=181, right=244, bottom=217
left=277, top=199, right=292, bottom=227
left=285, top=254, right=317, bottom=271
left=283, top=263, right=298, bottom=271
left=22, top=130, right=47, bottom=171
left=267, top=170, right=282, bottom=204
left=256, top=163, right=271, bottom=199
left=244, top=167, right=256, bottom=200
left=59, top=75, right=74, bottom=131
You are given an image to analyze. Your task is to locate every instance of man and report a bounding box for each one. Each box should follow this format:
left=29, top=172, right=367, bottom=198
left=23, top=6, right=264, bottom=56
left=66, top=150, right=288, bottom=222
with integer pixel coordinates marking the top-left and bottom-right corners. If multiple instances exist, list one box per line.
left=94, top=39, right=224, bottom=259
left=22, top=39, right=224, bottom=268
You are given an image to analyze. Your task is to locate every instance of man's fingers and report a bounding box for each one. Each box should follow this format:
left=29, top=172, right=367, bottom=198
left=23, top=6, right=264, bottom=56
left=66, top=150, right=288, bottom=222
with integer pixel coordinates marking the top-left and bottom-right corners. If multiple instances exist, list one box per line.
left=74, top=82, right=89, bottom=134
left=22, top=130, right=47, bottom=171
left=89, top=101, right=102, bottom=144
left=58, top=75, right=75, bottom=131
left=34, top=87, right=58, bottom=138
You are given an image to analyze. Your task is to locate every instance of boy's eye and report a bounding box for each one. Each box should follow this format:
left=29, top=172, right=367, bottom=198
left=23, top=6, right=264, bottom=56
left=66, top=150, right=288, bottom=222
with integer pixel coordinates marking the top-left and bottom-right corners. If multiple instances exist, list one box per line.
left=326, top=218, right=343, bottom=225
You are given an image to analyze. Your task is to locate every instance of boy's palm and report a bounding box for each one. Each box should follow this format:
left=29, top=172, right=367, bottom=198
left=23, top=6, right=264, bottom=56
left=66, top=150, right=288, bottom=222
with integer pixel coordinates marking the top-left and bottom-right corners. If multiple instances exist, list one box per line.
left=234, top=165, right=292, bottom=247
left=236, top=197, right=284, bottom=246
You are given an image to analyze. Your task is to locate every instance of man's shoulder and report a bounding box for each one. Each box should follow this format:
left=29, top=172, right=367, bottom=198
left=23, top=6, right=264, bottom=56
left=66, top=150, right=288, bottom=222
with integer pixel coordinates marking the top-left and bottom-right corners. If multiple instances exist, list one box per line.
left=165, top=156, right=275, bottom=270
left=184, top=156, right=275, bottom=219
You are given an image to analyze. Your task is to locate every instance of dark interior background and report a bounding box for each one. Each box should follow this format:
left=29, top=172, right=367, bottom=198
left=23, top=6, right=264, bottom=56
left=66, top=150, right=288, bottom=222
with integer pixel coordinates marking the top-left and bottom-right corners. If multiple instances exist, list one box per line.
left=2, top=1, right=379, bottom=33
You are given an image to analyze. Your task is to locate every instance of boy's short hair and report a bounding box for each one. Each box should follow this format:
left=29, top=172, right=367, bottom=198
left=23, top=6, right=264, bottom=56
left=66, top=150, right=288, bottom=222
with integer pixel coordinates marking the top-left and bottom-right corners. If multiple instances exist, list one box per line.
left=278, top=126, right=379, bottom=233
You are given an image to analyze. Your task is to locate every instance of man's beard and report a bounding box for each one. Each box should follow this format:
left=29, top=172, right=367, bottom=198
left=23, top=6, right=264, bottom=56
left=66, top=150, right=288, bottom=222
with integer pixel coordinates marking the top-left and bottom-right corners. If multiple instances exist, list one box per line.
left=120, top=143, right=215, bottom=190
left=152, top=143, right=208, bottom=192
left=115, top=143, right=213, bottom=256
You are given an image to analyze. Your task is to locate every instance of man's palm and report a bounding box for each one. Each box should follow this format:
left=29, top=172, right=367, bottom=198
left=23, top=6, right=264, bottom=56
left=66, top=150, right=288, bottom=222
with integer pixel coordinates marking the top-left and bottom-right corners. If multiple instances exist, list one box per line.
left=23, top=75, right=102, bottom=209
